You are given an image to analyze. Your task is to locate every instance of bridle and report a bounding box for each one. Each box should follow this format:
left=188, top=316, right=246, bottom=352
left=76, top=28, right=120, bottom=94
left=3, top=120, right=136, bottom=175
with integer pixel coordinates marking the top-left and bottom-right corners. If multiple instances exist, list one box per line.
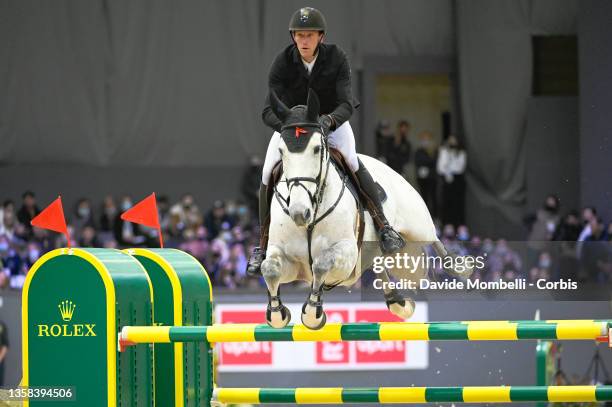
left=278, top=123, right=328, bottom=209
left=274, top=123, right=348, bottom=266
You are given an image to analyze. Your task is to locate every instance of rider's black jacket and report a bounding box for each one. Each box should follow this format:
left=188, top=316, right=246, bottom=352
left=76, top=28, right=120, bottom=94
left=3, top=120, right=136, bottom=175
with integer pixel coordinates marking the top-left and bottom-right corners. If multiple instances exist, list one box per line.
left=262, top=43, right=359, bottom=132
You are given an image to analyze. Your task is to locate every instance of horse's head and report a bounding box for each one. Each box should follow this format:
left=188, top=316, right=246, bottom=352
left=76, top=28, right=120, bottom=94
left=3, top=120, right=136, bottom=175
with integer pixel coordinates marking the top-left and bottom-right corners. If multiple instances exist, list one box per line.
left=270, top=89, right=328, bottom=227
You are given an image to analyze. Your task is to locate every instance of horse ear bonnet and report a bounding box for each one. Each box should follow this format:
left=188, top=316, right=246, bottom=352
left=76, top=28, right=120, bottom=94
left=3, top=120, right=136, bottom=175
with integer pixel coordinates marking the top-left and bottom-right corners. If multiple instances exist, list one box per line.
left=280, top=89, right=322, bottom=153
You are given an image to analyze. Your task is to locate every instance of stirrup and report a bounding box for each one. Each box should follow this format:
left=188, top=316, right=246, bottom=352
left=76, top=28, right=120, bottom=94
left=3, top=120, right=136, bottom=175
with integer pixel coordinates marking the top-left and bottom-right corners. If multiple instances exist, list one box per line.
left=379, top=225, right=406, bottom=254
left=246, top=247, right=265, bottom=276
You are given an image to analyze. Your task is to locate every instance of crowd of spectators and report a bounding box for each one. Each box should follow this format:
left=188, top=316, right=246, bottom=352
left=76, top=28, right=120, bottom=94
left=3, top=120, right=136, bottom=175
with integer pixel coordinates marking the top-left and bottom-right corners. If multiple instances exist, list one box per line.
left=0, top=191, right=263, bottom=291
left=1, top=188, right=609, bottom=292
left=0, top=170, right=610, bottom=291
left=376, top=119, right=467, bottom=226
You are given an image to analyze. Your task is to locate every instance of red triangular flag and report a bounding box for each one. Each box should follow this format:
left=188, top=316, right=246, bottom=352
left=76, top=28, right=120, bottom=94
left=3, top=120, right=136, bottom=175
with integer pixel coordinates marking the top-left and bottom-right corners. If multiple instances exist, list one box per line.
left=31, top=196, right=71, bottom=247
left=121, top=193, right=160, bottom=228
left=121, top=193, right=163, bottom=247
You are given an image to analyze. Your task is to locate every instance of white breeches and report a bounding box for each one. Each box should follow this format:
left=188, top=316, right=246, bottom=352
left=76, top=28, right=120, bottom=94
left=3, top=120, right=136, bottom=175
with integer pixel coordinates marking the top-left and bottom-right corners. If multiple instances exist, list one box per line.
left=261, top=121, right=359, bottom=185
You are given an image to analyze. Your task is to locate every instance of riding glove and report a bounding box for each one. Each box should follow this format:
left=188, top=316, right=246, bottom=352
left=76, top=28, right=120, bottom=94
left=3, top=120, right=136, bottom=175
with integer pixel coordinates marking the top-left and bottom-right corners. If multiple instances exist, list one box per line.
left=318, top=114, right=334, bottom=136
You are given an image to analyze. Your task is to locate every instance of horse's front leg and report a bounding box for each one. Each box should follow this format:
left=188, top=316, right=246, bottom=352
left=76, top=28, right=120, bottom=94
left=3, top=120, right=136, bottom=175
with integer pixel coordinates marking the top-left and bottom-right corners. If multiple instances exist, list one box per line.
left=301, top=239, right=357, bottom=330
left=261, top=245, right=292, bottom=328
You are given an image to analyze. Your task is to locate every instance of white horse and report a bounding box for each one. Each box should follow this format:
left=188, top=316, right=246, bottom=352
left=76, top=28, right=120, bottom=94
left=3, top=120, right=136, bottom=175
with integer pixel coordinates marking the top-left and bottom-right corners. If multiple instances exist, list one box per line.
left=261, top=89, right=468, bottom=330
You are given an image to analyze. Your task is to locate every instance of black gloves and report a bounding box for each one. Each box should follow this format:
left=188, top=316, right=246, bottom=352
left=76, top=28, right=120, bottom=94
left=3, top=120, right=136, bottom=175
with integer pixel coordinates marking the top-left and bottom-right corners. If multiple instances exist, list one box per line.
left=318, top=114, right=334, bottom=136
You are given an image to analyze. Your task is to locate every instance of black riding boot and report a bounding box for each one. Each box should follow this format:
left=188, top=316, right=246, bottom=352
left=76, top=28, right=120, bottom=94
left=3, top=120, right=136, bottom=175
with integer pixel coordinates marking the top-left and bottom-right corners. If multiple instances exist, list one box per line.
left=246, top=183, right=270, bottom=276
left=354, top=160, right=406, bottom=254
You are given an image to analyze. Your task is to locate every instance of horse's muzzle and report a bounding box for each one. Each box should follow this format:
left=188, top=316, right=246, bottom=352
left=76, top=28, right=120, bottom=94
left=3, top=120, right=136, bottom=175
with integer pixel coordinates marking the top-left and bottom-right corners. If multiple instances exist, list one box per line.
left=289, top=205, right=312, bottom=227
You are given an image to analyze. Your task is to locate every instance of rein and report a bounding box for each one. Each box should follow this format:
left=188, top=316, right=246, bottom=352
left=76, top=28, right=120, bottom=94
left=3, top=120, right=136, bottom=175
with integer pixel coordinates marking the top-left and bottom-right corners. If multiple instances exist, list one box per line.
left=274, top=129, right=348, bottom=267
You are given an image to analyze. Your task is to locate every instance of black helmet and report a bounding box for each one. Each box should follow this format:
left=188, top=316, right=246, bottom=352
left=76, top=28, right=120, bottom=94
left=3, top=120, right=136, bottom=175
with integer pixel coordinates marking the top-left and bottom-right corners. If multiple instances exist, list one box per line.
left=289, top=7, right=326, bottom=33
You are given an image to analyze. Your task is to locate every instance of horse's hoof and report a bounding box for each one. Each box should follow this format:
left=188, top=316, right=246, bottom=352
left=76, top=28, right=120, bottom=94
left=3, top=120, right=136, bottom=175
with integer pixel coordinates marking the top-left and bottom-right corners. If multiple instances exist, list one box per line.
left=267, top=305, right=291, bottom=328
left=301, top=308, right=327, bottom=330
left=386, top=297, right=415, bottom=319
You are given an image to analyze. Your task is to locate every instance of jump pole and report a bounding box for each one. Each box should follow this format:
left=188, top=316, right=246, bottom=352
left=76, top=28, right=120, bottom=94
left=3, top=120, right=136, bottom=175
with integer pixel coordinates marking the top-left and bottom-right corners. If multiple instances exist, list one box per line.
left=212, top=385, right=612, bottom=404
left=120, top=320, right=612, bottom=346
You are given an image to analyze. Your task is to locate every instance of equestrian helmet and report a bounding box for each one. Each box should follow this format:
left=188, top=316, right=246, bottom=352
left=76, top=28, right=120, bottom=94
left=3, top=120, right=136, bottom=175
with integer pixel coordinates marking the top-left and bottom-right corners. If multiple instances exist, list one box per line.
left=289, top=7, right=327, bottom=33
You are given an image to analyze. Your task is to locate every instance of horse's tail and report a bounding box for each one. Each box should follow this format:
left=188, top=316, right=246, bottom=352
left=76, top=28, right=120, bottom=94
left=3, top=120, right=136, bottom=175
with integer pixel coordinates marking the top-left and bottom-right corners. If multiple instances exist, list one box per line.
left=432, top=240, right=474, bottom=279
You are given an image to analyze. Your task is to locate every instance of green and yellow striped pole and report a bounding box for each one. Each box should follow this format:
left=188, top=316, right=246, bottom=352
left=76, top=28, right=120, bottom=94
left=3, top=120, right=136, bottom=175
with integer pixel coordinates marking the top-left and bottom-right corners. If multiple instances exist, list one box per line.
left=212, top=385, right=612, bottom=404
left=120, top=320, right=611, bottom=346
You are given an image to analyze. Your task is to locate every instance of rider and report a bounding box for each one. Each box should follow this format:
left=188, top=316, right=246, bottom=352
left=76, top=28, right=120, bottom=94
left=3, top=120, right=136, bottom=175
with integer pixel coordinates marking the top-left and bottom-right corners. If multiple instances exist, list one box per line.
left=246, top=7, right=405, bottom=275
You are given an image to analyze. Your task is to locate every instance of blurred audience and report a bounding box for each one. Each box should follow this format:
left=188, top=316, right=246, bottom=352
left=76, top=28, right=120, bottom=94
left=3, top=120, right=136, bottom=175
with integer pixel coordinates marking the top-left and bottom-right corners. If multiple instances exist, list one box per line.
left=414, top=131, right=438, bottom=218
left=384, top=120, right=412, bottom=176
left=0, top=189, right=608, bottom=291
left=375, top=120, right=394, bottom=160
left=17, top=191, right=40, bottom=238
left=437, top=135, right=467, bottom=226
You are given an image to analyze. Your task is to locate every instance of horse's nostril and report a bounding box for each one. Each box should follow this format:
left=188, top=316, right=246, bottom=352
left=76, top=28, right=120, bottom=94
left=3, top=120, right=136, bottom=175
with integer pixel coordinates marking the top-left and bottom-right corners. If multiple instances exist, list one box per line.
left=304, top=208, right=311, bottom=219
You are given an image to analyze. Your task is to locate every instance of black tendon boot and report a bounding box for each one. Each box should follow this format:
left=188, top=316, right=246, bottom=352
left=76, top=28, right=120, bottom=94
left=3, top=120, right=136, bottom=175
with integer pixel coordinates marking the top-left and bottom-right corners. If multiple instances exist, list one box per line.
left=354, top=160, right=406, bottom=254
left=246, top=183, right=270, bottom=276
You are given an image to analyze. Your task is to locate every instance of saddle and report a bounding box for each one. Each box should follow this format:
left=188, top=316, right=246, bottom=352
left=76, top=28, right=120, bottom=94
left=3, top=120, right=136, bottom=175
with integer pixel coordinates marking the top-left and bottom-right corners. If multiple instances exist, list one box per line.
left=268, top=148, right=387, bottom=258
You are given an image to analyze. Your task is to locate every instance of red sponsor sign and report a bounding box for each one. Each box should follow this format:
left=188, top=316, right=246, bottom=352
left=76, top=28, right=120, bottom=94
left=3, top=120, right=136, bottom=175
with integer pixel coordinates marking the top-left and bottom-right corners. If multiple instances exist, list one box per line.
left=219, top=310, right=272, bottom=365
left=316, top=309, right=349, bottom=364
left=355, top=309, right=405, bottom=363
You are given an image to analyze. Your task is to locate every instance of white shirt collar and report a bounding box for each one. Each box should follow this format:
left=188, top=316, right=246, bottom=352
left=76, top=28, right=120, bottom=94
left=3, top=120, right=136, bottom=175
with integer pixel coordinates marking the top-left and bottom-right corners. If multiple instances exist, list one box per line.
left=302, top=53, right=318, bottom=74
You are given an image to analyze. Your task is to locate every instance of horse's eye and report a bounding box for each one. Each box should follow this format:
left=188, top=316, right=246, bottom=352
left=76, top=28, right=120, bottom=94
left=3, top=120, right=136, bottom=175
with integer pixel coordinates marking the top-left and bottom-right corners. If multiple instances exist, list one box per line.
left=313, top=145, right=321, bottom=154
left=278, top=148, right=283, bottom=156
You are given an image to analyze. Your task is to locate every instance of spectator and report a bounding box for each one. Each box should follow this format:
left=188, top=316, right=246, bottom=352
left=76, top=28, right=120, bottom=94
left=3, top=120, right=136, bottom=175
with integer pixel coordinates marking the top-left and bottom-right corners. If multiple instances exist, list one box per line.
left=234, top=203, right=254, bottom=230
left=375, top=120, right=394, bottom=161
left=576, top=207, right=598, bottom=258
left=487, top=239, right=522, bottom=281
left=0, top=201, right=15, bottom=234
left=553, top=211, right=581, bottom=280
left=99, top=195, right=117, bottom=232
left=72, top=198, right=96, bottom=237
left=528, top=251, right=553, bottom=283
left=113, top=196, right=146, bottom=246
left=581, top=217, right=611, bottom=282
left=553, top=210, right=581, bottom=241
left=25, top=242, right=41, bottom=268
left=385, top=120, right=412, bottom=176
left=157, top=195, right=171, bottom=234
left=229, top=243, right=248, bottom=281
left=415, top=131, right=438, bottom=218
left=179, top=226, right=209, bottom=265
left=437, top=135, right=467, bottom=226
left=169, top=194, right=203, bottom=235
left=0, top=320, right=8, bottom=386
left=17, top=191, right=40, bottom=237
left=526, top=194, right=560, bottom=266
left=79, top=226, right=100, bottom=247
left=0, top=201, right=17, bottom=239
left=578, top=207, right=597, bottom=241
left=31, top=227, right=54, bottom=254
left=204, top=200, right=233, bottom=240
left=456, top=225, right=470, bottom=242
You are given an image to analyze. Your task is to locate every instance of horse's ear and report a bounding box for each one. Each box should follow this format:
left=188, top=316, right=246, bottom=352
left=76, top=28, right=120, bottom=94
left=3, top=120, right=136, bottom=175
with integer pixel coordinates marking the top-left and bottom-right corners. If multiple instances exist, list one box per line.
left=270, top=90, right=290, bottom=122
left=306, top=89, right=320, bottom=123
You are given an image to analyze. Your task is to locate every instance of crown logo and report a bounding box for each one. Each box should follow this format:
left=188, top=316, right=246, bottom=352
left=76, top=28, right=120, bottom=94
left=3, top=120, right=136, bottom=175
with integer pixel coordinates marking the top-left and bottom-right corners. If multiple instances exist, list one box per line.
left=58, top=300, right=76, bottom=322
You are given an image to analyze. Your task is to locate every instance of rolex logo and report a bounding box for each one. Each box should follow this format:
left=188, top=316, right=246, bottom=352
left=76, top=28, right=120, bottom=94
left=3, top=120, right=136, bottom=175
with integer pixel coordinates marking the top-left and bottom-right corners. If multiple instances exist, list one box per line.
left=58, top=300, right=76, bottom=321
left=37, top=300, right=95, bottom=337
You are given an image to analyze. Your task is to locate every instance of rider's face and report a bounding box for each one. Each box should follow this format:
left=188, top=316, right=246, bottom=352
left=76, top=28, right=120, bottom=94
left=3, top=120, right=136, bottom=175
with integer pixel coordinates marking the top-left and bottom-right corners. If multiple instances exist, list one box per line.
left=292, top=31, right=323, bottom=62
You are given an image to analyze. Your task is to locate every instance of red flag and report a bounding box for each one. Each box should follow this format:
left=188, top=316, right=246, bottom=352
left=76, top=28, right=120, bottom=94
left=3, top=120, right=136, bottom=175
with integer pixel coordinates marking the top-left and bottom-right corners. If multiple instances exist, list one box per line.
left=120, top=193, right=163, bottom=247
left=31, top=196, right=71, bottom=247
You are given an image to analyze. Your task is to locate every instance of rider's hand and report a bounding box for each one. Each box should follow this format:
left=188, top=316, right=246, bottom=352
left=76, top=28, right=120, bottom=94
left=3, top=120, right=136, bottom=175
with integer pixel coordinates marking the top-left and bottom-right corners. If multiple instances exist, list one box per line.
left=318, top=114, right=334, bottom=136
